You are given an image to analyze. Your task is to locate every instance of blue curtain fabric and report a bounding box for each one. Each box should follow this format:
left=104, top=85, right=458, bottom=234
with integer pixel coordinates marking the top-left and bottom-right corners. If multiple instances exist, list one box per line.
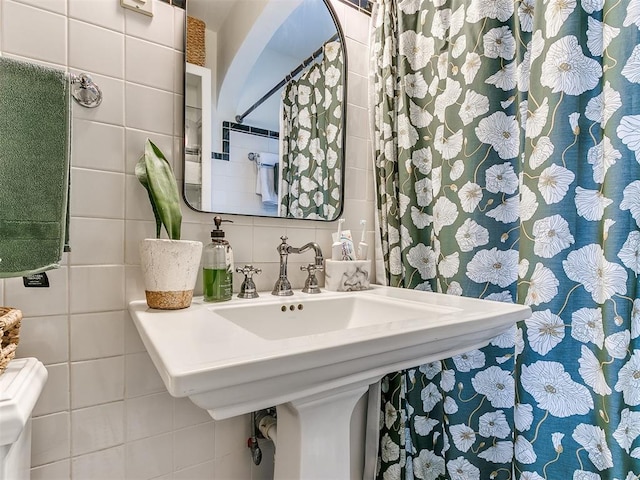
left=370, top=0, right=640, bottom=478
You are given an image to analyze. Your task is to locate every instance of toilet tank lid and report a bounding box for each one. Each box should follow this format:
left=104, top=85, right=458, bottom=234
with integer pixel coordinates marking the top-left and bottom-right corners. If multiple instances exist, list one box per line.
left=0, top=358, right=48, bottom=446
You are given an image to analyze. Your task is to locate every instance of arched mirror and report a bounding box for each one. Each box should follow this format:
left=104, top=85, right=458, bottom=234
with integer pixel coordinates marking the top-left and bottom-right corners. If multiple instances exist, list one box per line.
left=184, top=0, right=346, bottom=221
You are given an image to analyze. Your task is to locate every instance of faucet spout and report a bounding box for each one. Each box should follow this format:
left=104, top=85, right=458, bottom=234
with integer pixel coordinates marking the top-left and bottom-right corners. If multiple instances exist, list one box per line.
left=289, top=242, right=323, bottom=268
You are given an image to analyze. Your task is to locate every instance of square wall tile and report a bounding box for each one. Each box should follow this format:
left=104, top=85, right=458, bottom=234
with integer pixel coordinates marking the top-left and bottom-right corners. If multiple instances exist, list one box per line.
left=213, top=451, right=251, bottom=480
left=69, top=217, right=125, bottom=266
left=125, top=173, right=157, bottom=222
left=72, top=119, right=125, bottom=172
left=124, top=128, right=174, bottom=175
left=173, top=5, right=185, bottom=51
left=125, top=37, right=174, bottom=91
left=125, top=83, right=174, bottom=135
left=72, top=73, right=125, bottom=126
left=72, top=446, right=125, bottom=480
left=125, top=220, right=160, bottom=265
left=31, top=412, right=70, bottom=466
left=30, top=459, right=70, bottom=480
left=173, top=422, right=215, bottom=471
left=71, top=402, right=124, bottom=456
left=71, top=356, right=124, bottom=408
left=70, top=310, right=126, bottom=361
left=70, top=168, right=125, bottom=219
left=125, top=392, right=174, bottom=441
left=2, top=1, right=66, bottom=65
left=174, top=461, right=215, bottom=480
left=125, top=352, right=165, bottom=398
left=124, top=0, right=174, bottom=48
left=12, top=0, right=66, bottom=15
left=125, top=433, right=173, bottom=480
left=213, top=415, right=250, bottom=459
left=68, top=0, right=124, bottom=32
left=174, top=397, right=212, bottom=430
left=69, top=19, right=124, bottom=78
left=33, top=363, right=69, bottom=416
left=15, top=315, right=68, bottom=365
left=69, top=265, right=125, bottom=313
left=4, top=266, right=68, bottom=317
left=124, top=306, right=146, bottom=354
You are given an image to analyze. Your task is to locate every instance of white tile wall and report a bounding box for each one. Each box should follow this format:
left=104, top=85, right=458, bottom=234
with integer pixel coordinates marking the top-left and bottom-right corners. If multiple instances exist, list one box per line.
left=2, top=0, right=373, bottom=478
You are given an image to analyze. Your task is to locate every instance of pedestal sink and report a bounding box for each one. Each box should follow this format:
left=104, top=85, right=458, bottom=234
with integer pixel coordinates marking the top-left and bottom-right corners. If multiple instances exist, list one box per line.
left=129, top=285, right=531, bottom=479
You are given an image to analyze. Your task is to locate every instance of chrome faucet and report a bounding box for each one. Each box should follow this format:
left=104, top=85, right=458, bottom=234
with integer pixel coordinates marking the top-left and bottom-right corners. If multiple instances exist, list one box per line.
left=272, top=236, right=324, bottom=296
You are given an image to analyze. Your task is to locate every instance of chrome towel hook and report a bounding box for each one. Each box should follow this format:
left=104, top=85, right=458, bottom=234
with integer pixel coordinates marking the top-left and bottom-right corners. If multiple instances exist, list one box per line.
left=70, top=73, right=102, bottom=108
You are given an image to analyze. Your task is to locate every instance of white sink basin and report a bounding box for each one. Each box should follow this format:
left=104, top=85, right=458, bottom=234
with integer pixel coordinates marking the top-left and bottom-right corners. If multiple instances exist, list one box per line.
left=129, top=285, right=531, bottom=479
left=215, top=294, right=459, bottom=340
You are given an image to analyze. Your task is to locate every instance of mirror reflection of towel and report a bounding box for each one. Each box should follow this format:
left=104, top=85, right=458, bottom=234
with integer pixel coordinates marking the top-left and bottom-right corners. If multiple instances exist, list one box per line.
left=255, top=153, right=279, bottom=206
left=257, top=166, right=277, bottom=205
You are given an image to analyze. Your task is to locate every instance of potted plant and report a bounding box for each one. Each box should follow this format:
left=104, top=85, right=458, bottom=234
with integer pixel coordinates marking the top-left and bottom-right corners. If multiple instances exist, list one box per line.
left=136, top=139, right=202, bottom=309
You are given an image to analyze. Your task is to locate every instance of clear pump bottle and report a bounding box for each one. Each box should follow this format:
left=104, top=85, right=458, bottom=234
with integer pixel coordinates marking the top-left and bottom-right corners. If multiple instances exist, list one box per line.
left=203, top=217, right=233, bottom=302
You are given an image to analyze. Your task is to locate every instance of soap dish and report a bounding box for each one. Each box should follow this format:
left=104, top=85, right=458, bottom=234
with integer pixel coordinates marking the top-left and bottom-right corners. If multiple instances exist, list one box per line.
left=0, top=307, right=21, bottom=375
left=324, top=259, right=371, bottom=292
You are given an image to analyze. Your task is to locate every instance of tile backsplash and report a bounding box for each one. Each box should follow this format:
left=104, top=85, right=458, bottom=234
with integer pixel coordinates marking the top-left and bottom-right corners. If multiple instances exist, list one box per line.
left=0, top=0, right=373, bottom=478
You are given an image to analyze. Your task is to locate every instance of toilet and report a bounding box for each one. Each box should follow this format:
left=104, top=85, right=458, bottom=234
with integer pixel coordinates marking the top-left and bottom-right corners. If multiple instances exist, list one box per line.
left=0, top=358, right=48, bottom=480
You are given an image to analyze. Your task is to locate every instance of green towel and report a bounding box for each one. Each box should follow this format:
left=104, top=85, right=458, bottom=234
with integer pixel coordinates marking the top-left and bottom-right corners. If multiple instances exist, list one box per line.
left=0, top=57, right=71, bottom=278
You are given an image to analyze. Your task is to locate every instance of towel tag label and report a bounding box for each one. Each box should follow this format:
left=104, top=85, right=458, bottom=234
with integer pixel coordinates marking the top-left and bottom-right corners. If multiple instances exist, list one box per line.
left=23, top=273, right=50, bottom=288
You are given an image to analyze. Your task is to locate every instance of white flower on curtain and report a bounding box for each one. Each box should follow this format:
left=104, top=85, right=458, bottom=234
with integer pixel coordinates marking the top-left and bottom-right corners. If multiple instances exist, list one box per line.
left=582, top=0, right=604, bottom=14
left=455, top=219, right=489, bottom=252
left=412, top=449, right=445, bottom=480
left=538, top=164, right=575, bottom=204
left=399, top=31, right=435, bottom=70
left=520, top=361, right=593, bottom=417
left=586, top=137, right=621, bottom=182
left=540, top=36, right=602, bottom=95
left=618, top=231, right=640, bottom=273
left=622, top=45, right=640, bottom=83
left=466, top=0, right=514, bottom=23
left=545, top=0, right=577, bottom=37
left=616, top=115, right=640, bottom=162
left=571, top=424, right=614, bottom=470
left=449, top=424, right=476, bottom=452
left=612, top=408, right=640, bottom=452
left=578, top=345, right=612, bottom=395
left=614, top=350, right=640, bottom=405
left=471, top=366, right=515, bottom=408
left=586, top=17, right=620, bottom=56
left=524, top=263, right=559, bottom=306
left=525, top=310, right=565, bottom=355
left=574, top=187, right=613, bottom=221
left=476, top=112, right=520, bottom=159
left=624, top=0, right=640, bottom=28
left=563, top=243, right=628, bottom=303
left=571, top=307, right=606, bottom=348
left=446, top=457, right=480, bottom=480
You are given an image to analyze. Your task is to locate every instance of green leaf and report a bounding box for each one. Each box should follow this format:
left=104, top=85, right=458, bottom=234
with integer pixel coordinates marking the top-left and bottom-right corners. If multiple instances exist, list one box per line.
left=135, top=139, right=182, bottom=240
left=135, top=157, right=162, bottom=238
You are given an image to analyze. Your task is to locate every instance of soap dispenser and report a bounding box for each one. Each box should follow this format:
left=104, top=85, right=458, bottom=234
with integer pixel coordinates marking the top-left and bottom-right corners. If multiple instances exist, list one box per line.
left=203, top=217, right=234, bottom=302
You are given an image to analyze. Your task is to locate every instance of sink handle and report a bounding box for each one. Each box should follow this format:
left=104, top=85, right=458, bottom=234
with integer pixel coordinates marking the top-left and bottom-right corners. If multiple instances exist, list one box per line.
left=301, top=264, right=322, bottom=294
left=236, top=265, right=262, bottom=299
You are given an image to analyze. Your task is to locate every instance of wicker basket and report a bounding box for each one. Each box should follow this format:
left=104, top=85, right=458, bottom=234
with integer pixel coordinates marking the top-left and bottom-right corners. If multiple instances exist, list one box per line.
left=186, top=16, right=206, bottom=66
left=0, top=307, right=21, bottom=375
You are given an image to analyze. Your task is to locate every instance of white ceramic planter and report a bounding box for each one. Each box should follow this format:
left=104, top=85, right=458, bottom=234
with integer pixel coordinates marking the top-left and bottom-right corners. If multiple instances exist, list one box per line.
left=139, top=239, right=203, bottom=309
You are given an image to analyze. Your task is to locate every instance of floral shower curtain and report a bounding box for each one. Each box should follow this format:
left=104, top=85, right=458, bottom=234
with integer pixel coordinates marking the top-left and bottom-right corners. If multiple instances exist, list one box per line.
left=370, top=0, right=640, bottom=479
left=279, top=40, right=344, bottom=220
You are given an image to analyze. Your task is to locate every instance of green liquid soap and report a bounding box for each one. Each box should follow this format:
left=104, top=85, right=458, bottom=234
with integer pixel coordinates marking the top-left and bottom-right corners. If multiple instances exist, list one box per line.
left=203, top=267, right=232, bottom=302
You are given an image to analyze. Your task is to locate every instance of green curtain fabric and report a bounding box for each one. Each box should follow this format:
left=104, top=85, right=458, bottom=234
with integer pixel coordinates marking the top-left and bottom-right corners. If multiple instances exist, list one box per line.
left=371, top=0, right=640, bottom=479
left=280, top=40, right=344, bottom=220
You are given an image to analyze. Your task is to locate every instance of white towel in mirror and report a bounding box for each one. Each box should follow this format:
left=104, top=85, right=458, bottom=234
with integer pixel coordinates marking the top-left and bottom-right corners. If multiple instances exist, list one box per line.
left=255, top=153, right=279, bottom=205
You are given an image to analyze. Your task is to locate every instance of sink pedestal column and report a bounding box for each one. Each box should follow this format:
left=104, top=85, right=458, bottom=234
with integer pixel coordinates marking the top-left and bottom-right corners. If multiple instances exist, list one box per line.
left=273, top=383, right=370, bottom=480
